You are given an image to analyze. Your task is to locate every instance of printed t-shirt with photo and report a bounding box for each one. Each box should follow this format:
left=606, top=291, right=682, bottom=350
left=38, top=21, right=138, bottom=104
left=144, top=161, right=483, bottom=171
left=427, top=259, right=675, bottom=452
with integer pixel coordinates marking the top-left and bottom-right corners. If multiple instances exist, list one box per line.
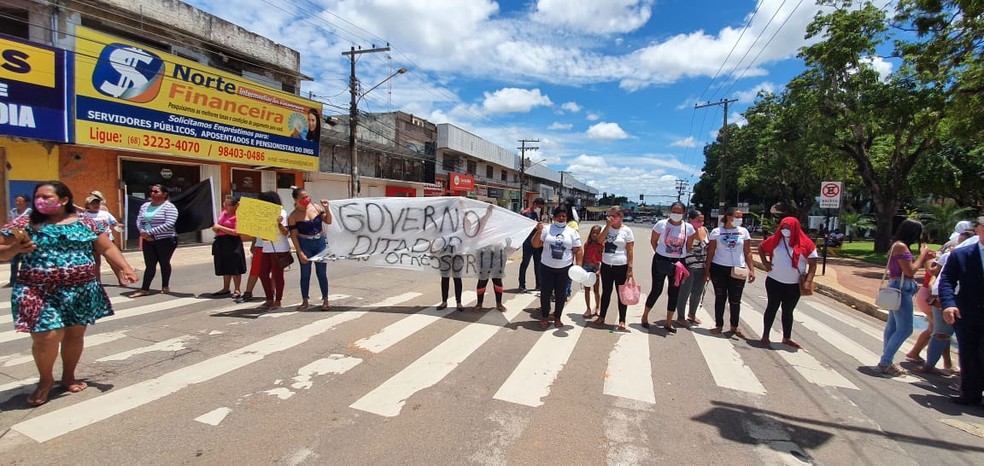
left=602, top=226, right=634, bottom=266
left=540, top=224, right=582, bottom=269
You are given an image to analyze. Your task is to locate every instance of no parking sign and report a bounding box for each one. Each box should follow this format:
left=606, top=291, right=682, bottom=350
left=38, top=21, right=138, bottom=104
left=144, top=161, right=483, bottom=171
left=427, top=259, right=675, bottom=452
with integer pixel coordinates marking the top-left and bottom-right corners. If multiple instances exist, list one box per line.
left=819, top=181, right=842, bottom=209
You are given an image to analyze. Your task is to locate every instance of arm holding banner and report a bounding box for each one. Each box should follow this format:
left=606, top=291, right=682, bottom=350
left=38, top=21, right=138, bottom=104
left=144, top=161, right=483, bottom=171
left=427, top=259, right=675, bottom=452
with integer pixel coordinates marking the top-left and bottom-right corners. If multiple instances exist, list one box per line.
left=531, top=222, right=544, bottom=249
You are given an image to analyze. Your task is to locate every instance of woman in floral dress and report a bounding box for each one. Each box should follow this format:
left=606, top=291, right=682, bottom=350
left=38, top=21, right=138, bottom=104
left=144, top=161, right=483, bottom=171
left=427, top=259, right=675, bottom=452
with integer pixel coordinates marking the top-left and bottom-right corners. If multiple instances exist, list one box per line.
left=0, top=181, right=138, bottom=406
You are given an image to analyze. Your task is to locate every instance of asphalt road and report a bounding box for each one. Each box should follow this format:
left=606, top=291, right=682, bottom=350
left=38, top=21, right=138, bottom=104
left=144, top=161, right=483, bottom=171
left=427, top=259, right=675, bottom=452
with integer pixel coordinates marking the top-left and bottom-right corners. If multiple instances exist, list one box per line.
left=0, top=222, right=981, bottom=465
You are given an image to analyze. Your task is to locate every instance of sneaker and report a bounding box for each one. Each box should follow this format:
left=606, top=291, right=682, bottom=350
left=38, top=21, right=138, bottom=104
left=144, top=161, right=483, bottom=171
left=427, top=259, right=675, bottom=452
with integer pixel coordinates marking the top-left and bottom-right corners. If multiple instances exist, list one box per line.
left=518, top=286, right=528, bottom=293
left=235, top=292, right=253, bottom=304
left=878, top=363, right=908, bottom=377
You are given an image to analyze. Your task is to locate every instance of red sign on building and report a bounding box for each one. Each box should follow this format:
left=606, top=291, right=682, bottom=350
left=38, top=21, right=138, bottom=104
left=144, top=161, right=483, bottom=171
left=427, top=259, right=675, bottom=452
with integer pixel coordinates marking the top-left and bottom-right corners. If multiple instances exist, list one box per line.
left=449, top=173, right=475, bottom=192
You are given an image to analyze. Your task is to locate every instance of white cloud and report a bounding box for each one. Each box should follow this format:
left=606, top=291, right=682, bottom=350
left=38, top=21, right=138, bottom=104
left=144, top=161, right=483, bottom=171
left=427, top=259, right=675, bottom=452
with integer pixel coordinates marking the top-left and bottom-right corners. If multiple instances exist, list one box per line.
left=586, top=122, right=629, bottom=141
left=670, top=136, right=698, bottom=148
left=734, top=82, right=777, bottom=104
left=586, top=112, right=600, bottom=121
left=548, top=122, right=573, bottom=130
left=481, top=88, right=553, bottom=113
left=533, top=0, right=655, bottom=35
left=561, top=101, right=582, bottom=113
left=860, top=56, right=894, bottom=80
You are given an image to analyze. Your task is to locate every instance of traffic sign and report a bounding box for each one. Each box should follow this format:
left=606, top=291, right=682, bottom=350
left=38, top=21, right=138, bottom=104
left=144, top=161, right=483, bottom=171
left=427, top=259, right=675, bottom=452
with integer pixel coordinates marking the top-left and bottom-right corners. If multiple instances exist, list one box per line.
left=819, top=181, right=842, bottom=209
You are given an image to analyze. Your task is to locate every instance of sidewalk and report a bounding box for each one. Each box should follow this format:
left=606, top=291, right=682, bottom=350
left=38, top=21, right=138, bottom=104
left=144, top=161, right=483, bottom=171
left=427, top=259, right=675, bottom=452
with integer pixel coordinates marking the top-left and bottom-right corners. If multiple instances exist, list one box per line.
left=749, top=239, right=889, bottom=321
left=0, top=243, right=215, bottom=283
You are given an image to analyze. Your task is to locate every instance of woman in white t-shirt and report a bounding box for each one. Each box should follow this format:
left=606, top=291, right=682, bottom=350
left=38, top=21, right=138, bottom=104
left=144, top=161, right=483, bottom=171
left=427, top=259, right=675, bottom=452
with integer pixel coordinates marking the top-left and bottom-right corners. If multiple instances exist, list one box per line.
left=593, top=206, right=635, bottom=330
left=641, top=202, right=695, bottom=333
left=257, top=191, right=291, bottom=310
left=532, top=206, right=583, bottom=329
left=80, top=192, right=119, bottom=283
left=757, top=216, right=817, bottom=349
left=704, top=207, right=756, bottom=336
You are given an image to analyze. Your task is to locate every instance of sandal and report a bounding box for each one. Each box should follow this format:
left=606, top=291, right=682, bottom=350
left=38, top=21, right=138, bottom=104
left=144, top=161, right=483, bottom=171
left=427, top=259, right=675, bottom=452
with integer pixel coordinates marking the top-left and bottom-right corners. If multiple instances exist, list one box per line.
left=554, top=319, right=563, bottom=328
left=905, top=355, right=926, bottom=364
left=296, top=302, right=310, bottom=312
left=26, top=385, right=51, bottom=407
left=539, top=319, right=551, bottom=329
left=593, top=317, right=606, bottom=325
left=782, top=339, right=803, bottom=350
left=663, top=325, right=677, bottom=334
left=617, top=322, right=627, bottom=331
left=231, top=291, right=242, bottom=299
left=322, top=299, right=330, bottom=311
left=878, top=363, right=908, bottom=377
left=675, top=319, right=691, bottom=329
left=212, top=289, right=231, bottom=297
left=496, top=305, right=507, bottom=312
left=731, top=327, right=746, bottom=338
left=640, top=320, right=650, bottom=329
left=130, top=289, right=151, bottom=298
left=436, top=302, right=448, bottom=310
left=687, top=316, right=702, bottom=325
left=710, top=327, right=723, bottom=334
left=583, top=309, right=593, bottom=318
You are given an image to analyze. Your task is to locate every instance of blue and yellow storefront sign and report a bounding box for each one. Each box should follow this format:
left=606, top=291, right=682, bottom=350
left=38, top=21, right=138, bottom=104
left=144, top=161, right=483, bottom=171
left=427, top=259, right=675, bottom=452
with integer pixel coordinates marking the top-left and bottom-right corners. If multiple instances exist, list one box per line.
left=0, top=33, right=71, bottom=142
left=74, top=27, right=321, bottom=171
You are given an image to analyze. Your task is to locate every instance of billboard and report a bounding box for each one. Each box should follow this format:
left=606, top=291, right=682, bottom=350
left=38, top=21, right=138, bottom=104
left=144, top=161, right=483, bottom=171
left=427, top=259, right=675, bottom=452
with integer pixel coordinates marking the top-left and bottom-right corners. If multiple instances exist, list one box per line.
left=74, top=27, right=321, bottom=170
left=0, top=34, right=71, bottom=142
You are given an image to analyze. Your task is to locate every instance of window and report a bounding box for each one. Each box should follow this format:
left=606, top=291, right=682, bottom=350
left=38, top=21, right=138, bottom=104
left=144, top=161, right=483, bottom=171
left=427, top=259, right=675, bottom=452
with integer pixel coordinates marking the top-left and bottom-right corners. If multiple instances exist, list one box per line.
left=500, top=170, right=507, bottom=181
left=486, top=166, right=493, bottom=178
left=0, top=8, right=29, bottom=39
left=466, top=160, right=477, bottom=174
left=277, top=172, right=295, bottom=189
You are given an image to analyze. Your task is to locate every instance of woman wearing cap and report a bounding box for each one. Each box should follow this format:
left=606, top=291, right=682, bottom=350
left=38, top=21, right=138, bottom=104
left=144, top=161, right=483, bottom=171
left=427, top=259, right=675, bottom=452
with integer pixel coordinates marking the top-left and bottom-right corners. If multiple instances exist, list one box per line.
left=80, top=192, right=119, bottom=284
left=133, top=184, right=179, bottom=297
left=532, top=205, right=583, bottom=329
left=210, top=195, right=247, bottom=298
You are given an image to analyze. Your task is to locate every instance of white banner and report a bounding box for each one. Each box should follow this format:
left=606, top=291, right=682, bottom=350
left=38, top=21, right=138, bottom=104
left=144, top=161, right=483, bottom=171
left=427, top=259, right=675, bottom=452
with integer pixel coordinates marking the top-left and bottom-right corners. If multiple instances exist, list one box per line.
left=311, top=197, right=537, bottom=278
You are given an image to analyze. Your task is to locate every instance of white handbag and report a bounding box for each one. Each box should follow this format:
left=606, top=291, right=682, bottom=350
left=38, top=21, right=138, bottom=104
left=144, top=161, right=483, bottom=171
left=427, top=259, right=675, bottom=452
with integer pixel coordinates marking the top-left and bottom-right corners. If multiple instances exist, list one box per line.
left=874, top=259, right=901, bottom=311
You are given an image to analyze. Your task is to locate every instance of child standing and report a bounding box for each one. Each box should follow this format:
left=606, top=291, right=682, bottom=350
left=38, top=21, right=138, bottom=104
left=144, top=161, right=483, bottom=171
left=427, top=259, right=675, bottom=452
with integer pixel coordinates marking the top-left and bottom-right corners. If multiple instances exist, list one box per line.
left=582, top=225, right=603, bottom=318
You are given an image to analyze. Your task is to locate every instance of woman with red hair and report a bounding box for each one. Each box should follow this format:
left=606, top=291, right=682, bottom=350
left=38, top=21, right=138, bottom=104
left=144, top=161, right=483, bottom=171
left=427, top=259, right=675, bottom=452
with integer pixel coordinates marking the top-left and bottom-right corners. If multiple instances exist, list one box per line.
left=757, top=217, right=818, bottom=349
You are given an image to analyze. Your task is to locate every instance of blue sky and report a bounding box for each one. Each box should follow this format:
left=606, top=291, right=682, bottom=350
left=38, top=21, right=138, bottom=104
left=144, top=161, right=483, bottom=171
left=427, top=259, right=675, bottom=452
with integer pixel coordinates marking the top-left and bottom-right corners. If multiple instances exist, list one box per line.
left=185, top=0, right=894, bottom=200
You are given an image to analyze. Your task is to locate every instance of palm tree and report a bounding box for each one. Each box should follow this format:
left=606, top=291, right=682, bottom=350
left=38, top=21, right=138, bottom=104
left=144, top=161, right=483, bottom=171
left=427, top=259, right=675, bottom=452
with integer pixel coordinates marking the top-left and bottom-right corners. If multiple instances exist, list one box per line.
left=918, top=200, right=974, bottom=243
left=840, top=211, right=875, bottom=242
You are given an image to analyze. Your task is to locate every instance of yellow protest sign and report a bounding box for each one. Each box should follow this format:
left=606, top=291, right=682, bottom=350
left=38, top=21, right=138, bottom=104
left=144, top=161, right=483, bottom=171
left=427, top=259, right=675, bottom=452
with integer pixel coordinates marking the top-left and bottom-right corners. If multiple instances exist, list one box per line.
left=236, top=197, right=282, bottom=240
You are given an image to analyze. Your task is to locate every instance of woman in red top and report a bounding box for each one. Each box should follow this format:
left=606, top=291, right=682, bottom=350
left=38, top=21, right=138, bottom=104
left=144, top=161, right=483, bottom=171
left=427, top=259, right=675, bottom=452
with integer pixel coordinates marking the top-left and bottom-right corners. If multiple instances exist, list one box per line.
left=210, top=195, right=246, bottom=298
left=582, top=225, right=603, bottom=318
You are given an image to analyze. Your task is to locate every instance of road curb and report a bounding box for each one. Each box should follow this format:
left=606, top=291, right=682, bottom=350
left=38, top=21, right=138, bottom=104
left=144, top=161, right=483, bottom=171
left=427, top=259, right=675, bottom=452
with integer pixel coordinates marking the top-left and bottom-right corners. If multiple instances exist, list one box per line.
left=750, top=259, right=889, bottom=322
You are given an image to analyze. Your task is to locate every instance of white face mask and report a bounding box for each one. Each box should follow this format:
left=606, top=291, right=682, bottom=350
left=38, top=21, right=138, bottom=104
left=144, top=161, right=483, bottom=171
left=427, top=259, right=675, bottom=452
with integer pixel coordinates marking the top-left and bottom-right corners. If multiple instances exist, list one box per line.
left=781, top=228, right=791, bottom=237
left=553, top=221, right=566, bottom=228
left=669, top=213, right=683, bottom=222
left=731, top=218, right=743, bottom=227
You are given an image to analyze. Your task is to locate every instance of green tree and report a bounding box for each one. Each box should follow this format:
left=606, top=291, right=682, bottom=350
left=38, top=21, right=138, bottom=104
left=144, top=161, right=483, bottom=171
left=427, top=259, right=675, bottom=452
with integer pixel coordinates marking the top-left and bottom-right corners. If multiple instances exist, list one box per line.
left=791, top=1, right=947, bottom=252
left=917, top=200, right=975, bottom=243
left=839, top=211, right=875, bottom=242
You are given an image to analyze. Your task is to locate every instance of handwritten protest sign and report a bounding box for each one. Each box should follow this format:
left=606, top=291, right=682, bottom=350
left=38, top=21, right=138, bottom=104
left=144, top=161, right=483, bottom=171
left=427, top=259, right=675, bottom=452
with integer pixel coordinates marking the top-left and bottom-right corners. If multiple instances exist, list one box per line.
left=235, top=197, right=283, bottom=240
left=310, top=197, right=537, bottom=278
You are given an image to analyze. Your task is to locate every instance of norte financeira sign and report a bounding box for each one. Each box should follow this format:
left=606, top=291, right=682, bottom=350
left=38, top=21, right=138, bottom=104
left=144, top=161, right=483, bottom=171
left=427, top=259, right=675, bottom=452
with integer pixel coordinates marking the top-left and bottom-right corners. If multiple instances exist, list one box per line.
left=73, top=27, right=321, bottom=170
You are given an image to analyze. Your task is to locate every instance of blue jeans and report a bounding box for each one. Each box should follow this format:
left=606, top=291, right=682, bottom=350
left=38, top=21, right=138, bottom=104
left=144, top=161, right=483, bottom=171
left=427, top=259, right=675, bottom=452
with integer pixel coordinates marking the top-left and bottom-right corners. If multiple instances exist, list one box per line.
left=925, top=305, right=955, bottom=369
left=879, top=278, right=918, bottom=366
left=298, top=236, right=328, bottom=300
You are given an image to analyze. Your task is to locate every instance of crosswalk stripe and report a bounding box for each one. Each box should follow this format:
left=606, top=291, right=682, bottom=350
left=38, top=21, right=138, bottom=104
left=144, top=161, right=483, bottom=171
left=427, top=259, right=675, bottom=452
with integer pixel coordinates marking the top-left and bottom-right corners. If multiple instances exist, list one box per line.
left=10, top=292, right=420, bottom=443
left=691, top=306, right=766, bottom=395
left=95, top=335, right=196, bottom=362
left=0, top=297, right=203, bottom=344
left=353, top=291, right=477, bottom=353
left=739, top=305, right=859, bottom=390
left=803, top=300, right=916, bottom=355
left=2, top=331, right=129, bottom=367
left=602, top=304, right=656, bottom=404
left=0, top=377, right=39, bottom=404
left=494, top=292, right=587, bottom=407
left=794, top=310, right=920, bottom=383
left=350, top=293, right=538, bottom=417
left=0, top=295, right=133, bottom=325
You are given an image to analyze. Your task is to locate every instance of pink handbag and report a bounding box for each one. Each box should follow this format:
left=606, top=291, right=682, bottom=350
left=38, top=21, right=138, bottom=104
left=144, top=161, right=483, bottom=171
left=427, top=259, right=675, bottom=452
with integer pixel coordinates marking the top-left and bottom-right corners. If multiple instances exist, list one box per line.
left=618, top=277, right=641, bottom=305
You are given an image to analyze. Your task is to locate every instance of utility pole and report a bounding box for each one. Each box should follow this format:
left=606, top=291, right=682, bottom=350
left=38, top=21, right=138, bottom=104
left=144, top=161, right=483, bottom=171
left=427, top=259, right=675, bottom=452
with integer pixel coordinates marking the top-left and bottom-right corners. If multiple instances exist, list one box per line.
left=343, top=46, right=390, bottom=198
left=675, top=179, right=688, bottom=203
left=517, top=138, right=539, bottom=210
left=695, top=98, right=737, bottom=219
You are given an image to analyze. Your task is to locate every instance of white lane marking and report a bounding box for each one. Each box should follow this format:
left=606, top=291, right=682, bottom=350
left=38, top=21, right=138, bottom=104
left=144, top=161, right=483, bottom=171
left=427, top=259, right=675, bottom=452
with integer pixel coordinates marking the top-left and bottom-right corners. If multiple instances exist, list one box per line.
left=96, top=335, right=195, bottom=362
left=692, top=306, right=766, bottom=395
left=740, top=305, right=859, bottom=390
left=794, top=310, right=920, bottom=384
left=0, top=377, right=39, bottom=403
left=0, top=295, right=133, bottom=325
left=603, top=304, right=656, bottom=404
left=194, top=407, right=231, bottom=426
left=10, top=292, right=420, bottom=443
left=494, top=292, right=587, bottom=407
left=290, top=355, right=363, bottom=390
left=0, top=297, right=203, bottom=344
left=354, top=291, right=477, bottom=353
left=351, top=293, right=538, bottom=417
left=804, top=300, right=915, bottom=355
left=263, top=387, right=295, bottom=400
left=3, top=331, right=129, bottom=367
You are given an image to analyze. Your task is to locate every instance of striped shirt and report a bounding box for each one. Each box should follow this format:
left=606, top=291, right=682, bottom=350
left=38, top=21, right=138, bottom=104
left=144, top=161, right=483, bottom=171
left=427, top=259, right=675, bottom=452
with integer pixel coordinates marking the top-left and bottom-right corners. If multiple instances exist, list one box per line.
left=137, top=200, right=178, bottom=239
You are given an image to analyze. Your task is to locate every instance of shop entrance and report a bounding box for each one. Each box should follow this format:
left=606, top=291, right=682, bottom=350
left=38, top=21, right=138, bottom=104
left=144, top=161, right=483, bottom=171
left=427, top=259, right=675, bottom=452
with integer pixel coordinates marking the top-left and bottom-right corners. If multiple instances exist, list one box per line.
left=231, top=168, right=262, bottom=199
left=121, top=159, right=202, bottom=249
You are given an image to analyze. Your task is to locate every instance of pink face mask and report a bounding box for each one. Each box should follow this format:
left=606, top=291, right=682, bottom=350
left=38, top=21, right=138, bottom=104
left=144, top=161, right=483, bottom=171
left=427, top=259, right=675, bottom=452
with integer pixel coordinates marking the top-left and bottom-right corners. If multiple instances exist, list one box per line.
left=298, top=197, right=311, bottom=207
left=692, top=221, right=704, bottom=229
left=34, top=197, right=62, bottom=215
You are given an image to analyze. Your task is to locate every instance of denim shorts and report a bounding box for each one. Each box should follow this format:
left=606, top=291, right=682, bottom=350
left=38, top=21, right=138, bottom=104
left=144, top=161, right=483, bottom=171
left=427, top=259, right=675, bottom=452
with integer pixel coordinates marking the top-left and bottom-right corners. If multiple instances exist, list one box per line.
left=583, top=263, right=599, bottom=273
left=931, top=305, right=954, bottom=335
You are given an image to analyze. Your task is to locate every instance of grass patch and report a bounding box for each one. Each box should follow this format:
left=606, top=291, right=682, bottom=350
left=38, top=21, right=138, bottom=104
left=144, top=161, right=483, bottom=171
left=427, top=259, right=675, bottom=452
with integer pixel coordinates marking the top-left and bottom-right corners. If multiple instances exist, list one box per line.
left=816, top=240, right=941, bottom=265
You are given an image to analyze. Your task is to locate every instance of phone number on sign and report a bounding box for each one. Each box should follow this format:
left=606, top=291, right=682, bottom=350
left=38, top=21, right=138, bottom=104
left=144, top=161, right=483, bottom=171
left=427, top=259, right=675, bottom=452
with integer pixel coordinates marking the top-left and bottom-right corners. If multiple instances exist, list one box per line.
left=217, top=146, right=266, bottom=161
left=133, top=135, right=201, bottom=153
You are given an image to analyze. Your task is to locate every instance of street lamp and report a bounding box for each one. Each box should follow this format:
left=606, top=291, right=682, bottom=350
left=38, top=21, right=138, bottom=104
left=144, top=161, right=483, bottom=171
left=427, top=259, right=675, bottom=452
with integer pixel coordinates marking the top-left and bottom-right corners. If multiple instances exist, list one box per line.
left=344, top=44, right=407, bottom=198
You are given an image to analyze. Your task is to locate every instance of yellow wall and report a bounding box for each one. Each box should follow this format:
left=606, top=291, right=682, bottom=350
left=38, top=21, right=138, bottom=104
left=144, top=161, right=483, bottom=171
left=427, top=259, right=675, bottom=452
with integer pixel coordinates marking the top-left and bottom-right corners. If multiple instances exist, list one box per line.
left=0, top=137, right=60, bottom=180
